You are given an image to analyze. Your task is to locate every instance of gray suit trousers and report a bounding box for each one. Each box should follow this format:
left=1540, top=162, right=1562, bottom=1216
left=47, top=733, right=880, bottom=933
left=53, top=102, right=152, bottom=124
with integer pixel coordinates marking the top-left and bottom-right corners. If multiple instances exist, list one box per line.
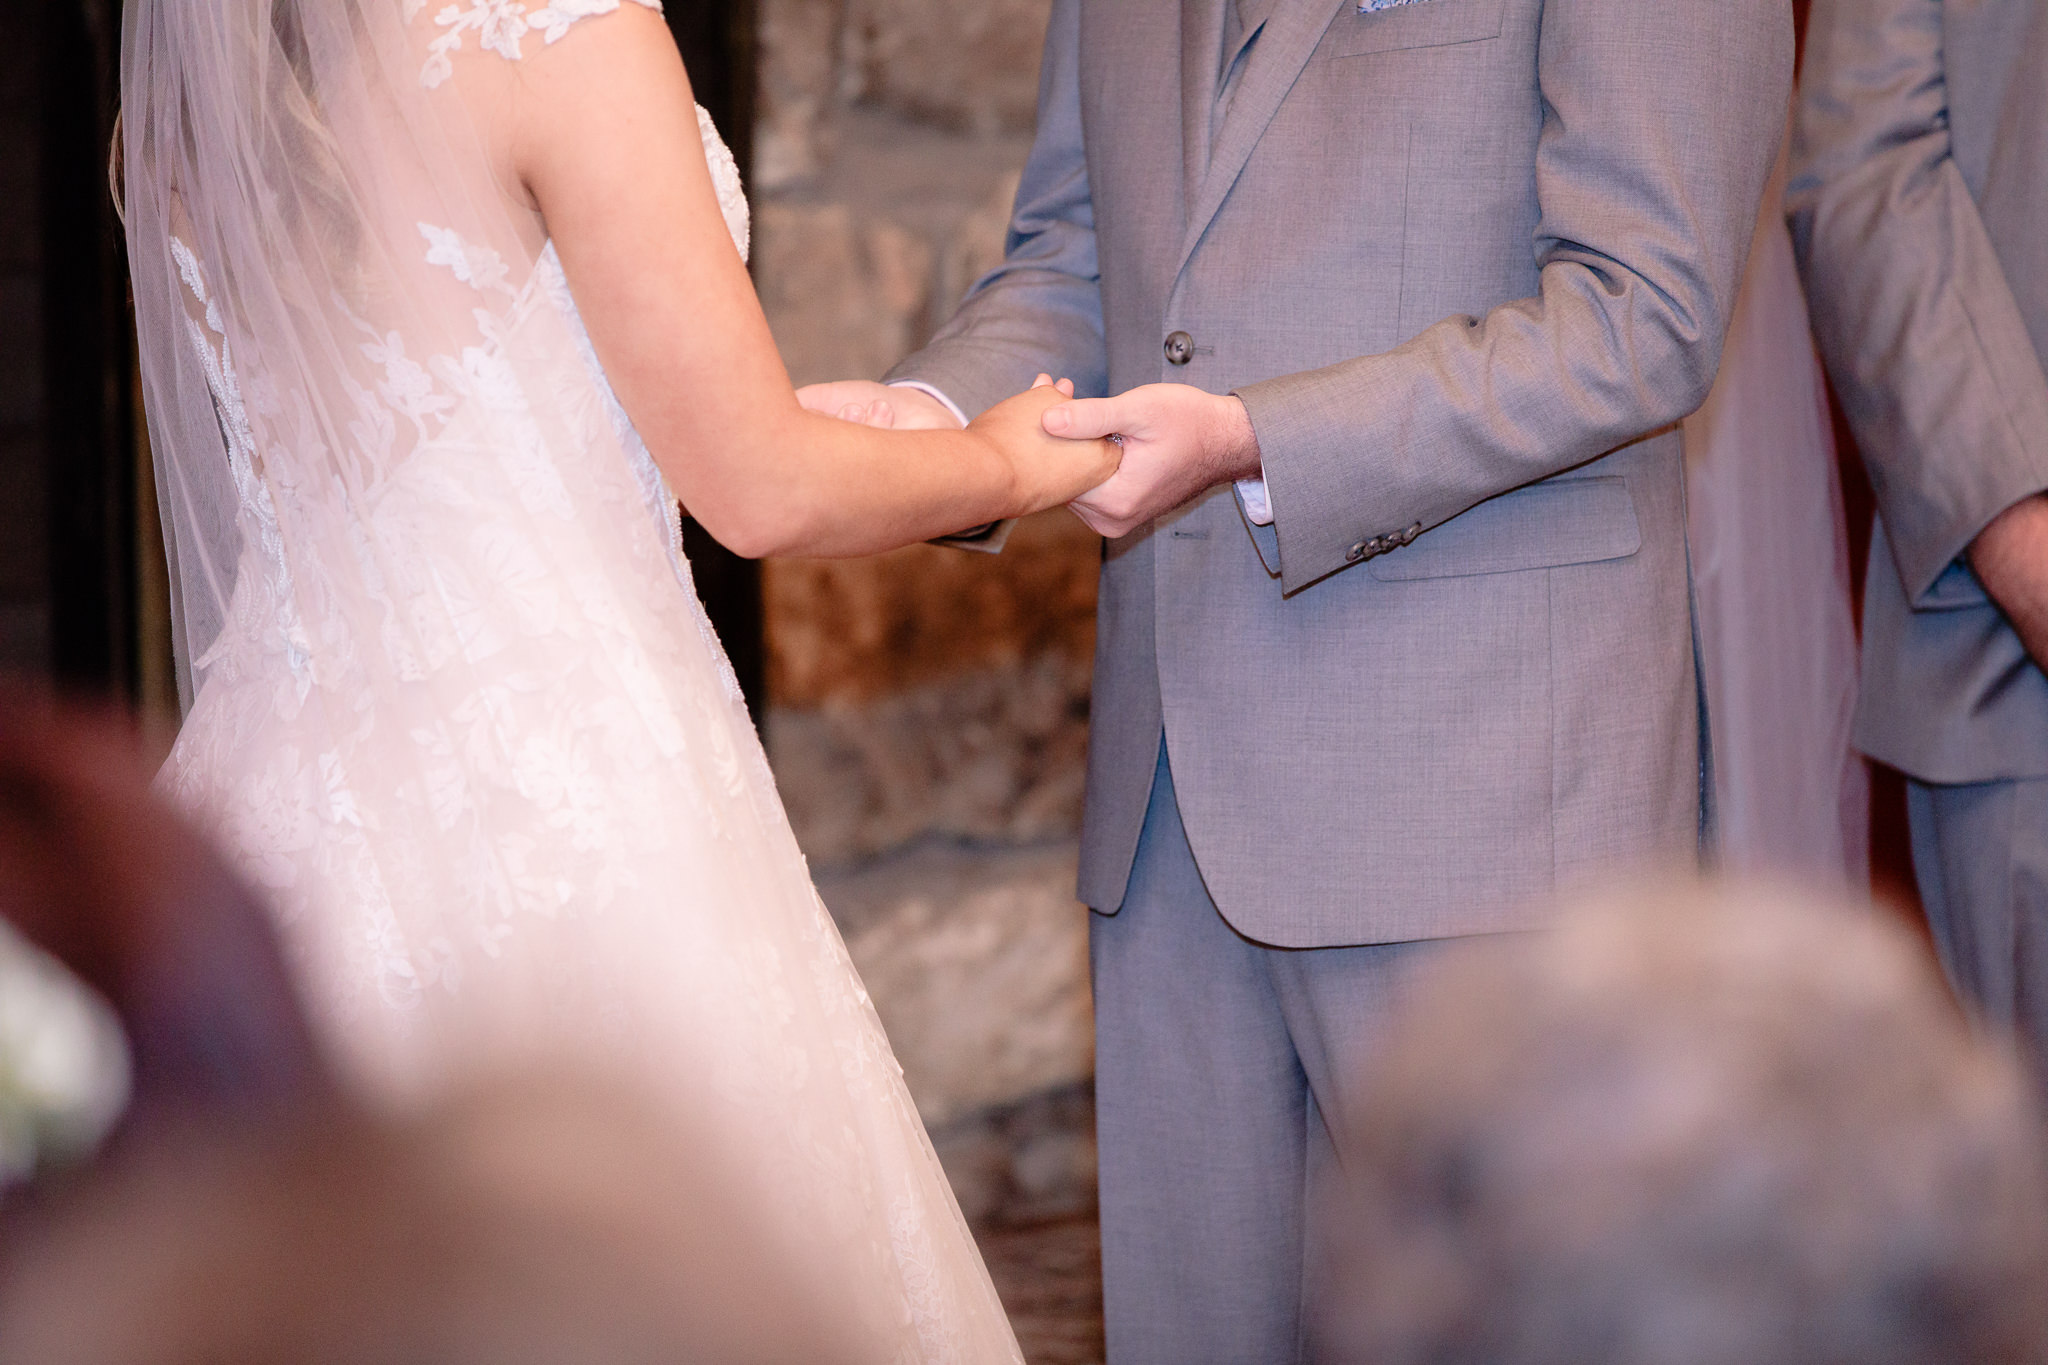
left=1909, top=776, right=2048, bottom=1093
left=1091, top=746, right=1444, bottom=1365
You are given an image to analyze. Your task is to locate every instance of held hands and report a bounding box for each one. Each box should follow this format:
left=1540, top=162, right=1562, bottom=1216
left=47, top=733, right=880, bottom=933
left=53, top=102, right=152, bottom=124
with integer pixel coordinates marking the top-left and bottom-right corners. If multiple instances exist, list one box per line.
left=795, top=375, right=1252, bottom=533
left=969, top=376, right=1124, bottom=515
left=1041, top=384, right=1262, bottom=538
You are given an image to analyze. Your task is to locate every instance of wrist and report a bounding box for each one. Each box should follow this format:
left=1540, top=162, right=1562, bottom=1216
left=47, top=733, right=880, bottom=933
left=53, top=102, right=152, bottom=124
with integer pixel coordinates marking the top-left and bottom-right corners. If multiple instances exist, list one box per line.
left=1211, top=393, right=1262, bottom=483
left=1972, top=494, right=2048, bottom=589
left=1974, top=491, right=2048, bottom=549
left=1972, top=493, right=2048, bottom=664
left=961, top=426, right=1028, bottom=513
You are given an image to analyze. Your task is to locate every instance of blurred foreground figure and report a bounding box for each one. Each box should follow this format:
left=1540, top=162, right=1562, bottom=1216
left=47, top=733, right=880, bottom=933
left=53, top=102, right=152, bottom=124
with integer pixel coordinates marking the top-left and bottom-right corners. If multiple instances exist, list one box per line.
left=0, top=1078, right=844, bottom=1365
left=1328, top=883, right=2048, bottom=1365
left=0, top=693, right=844, bottom=1364
left=0, top=690, right=323, bottom=1122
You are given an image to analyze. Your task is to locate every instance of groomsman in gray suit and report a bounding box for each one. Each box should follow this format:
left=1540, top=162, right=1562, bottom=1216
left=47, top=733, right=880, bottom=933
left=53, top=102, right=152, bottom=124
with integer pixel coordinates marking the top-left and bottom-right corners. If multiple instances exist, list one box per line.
left=1792, top=0, right=2048, bottom=1087
left=804, top=0, right=1788, bottom=1356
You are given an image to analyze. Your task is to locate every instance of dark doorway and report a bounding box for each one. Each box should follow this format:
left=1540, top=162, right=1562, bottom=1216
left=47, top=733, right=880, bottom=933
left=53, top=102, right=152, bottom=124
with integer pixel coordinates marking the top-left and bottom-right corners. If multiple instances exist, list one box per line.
left=43, top=0, right=138, bottom=699
left=667, top=0, right=768, bottom=721
left=0, top=0, right=140, bottom=699
left=0, top=6, right=49, bottom=678
left=669, top=1, right=757, bottom=177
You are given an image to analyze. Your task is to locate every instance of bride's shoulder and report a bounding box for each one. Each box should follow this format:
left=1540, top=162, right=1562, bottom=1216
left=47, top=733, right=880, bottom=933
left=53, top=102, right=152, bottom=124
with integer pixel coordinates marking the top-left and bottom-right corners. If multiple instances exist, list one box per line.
left=403, top=0, right=667, bottom=91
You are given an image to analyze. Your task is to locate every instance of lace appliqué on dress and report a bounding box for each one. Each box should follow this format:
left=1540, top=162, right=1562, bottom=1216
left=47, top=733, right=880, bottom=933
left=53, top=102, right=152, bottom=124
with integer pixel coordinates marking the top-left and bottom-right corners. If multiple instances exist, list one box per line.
left=169, top=239, right=315, bottom=694
left=407, top=90, right=752, bottom=708
left=414, top=0, right=665, bottom=88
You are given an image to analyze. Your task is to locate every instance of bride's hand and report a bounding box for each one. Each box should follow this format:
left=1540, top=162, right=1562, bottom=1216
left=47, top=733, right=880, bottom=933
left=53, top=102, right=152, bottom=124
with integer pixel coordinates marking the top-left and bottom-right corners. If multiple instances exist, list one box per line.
left=969, top=376, right=1122, bottom=516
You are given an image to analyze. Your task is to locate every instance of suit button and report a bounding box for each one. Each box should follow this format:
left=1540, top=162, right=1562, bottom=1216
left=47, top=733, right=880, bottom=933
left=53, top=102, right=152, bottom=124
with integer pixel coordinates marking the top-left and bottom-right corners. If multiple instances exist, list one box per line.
left=1165, top=331, right=1196, bottom=366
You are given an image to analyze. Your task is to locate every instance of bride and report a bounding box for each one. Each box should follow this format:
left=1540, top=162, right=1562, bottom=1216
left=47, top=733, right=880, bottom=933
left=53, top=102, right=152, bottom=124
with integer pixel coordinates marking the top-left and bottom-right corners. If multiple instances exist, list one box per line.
left=119, top=0, right=1116, bottom=1358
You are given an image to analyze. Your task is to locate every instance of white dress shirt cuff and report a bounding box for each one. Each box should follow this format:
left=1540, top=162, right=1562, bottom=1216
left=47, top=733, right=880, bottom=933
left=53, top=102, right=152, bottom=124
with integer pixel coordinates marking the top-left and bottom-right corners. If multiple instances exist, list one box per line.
left=1236, top=475, right=1275, bottom=526
left=887, top=380, right=970, bottom=429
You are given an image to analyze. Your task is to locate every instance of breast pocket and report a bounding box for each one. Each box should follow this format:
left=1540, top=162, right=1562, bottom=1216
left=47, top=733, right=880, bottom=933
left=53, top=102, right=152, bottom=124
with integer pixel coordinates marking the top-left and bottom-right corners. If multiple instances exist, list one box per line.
left=1323, top=0, right=1507, bottom=58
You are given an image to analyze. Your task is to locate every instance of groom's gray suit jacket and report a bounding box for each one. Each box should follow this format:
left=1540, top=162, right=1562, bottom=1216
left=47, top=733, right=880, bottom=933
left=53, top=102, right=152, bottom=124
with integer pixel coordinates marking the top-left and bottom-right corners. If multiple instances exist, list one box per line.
left=1791, top=0, right=2048, bottom=788
left=891, top=0, right=1790, bottom=947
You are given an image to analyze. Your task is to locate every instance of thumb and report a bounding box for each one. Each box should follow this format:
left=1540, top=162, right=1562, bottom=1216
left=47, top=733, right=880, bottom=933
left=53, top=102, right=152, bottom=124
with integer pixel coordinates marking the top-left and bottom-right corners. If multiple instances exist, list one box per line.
left=1044, top=395, right=1129, bottom=441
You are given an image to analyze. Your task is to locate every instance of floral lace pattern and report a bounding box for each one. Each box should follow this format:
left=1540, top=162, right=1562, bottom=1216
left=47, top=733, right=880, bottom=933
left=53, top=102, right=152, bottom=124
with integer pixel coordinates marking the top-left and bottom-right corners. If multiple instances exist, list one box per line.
left=156, top=45, right=1019, bottom=1362
left=411, top=0, right=665, bottom=88
left=168, top=241, right=315, bottom=694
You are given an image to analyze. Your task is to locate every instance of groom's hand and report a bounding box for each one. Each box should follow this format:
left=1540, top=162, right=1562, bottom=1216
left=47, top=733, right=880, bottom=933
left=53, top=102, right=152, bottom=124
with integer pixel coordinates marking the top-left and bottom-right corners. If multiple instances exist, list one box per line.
left=1045, top=384, right=1262, bottom=539
left=795, top=381, right=963, bottom=430
left=1972, top=493, right=2048, bottom=672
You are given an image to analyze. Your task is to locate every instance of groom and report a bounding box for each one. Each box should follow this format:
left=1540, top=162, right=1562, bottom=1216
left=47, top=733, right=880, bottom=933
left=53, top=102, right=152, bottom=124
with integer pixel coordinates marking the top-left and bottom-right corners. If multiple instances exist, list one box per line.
left=804, top=0, right=1789, bottom=1357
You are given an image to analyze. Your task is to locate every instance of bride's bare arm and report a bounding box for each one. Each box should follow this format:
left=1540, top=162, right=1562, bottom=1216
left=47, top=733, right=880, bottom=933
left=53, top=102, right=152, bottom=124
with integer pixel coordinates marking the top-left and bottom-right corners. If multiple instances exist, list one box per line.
left=503, top=8, right=1115, bottom=559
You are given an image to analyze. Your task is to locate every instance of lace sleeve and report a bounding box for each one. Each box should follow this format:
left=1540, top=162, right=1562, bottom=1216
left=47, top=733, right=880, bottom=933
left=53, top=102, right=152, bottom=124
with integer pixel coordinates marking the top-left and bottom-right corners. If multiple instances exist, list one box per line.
left=412, top=0, right=665, bottom=89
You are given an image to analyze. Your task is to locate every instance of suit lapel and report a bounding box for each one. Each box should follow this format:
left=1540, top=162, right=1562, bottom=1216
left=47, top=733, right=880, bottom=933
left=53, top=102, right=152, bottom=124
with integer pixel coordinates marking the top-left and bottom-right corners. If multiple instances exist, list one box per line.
left=1175, top=0, right=1350, bottom=280
left=1181, top=0, right=1229, bottom=224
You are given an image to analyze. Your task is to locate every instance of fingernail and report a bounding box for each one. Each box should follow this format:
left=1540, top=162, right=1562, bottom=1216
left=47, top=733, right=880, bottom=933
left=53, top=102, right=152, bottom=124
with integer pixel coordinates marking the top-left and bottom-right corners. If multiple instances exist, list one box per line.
left=1044, top=407, right=1070, bottom=434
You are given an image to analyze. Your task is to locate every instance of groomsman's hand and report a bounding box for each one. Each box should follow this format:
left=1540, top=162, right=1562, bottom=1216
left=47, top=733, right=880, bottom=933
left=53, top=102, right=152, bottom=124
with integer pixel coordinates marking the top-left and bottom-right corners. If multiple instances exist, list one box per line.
left=1972, top=493, right=2048, bottom=671
left=795, top=381, right=963, bottom=431
left=1045, top=385, right=1262, bottom=539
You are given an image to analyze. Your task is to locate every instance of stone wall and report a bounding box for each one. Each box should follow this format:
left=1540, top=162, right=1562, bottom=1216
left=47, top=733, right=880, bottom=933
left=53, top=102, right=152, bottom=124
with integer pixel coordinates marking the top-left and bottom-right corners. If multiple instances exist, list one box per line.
left=749, top=0, right=1092, bottom=1224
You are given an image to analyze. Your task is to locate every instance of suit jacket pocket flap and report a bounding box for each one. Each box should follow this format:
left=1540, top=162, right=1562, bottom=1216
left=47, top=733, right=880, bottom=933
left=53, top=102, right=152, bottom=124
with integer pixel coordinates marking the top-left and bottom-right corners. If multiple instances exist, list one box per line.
left=1324, top=0, right=1506, bottom=58
left=1370, top=476, right=1641, bottom=581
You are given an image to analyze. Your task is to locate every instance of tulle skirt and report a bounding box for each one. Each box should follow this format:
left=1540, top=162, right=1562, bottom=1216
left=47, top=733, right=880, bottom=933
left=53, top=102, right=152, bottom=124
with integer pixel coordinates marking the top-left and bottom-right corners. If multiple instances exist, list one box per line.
left=160, top=386, right=1023, bottom=1363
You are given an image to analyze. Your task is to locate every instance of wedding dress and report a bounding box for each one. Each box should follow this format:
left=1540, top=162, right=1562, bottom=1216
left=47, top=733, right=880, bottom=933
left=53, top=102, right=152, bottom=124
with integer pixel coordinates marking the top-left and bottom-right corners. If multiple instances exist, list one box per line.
left=121, top=1, right=1021, bottom=1358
